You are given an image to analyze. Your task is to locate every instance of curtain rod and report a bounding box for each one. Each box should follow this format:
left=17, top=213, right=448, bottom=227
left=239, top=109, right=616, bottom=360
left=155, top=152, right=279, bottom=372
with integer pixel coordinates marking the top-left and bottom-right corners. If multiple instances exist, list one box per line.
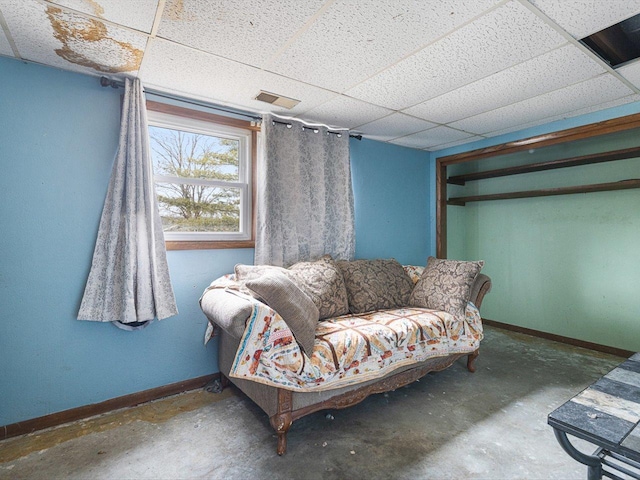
left=272, top=119, right=362, bottom=140
left=100, top=76, right=362, bottom=139
left=100, top=76, right=262, bottom=122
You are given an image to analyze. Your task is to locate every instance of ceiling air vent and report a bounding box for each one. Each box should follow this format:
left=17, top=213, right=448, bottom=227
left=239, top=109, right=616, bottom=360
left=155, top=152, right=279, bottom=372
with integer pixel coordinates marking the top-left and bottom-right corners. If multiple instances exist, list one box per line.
left=580, top=13, right=640, bottom=68
left=255, top=90, right=300, bottom=109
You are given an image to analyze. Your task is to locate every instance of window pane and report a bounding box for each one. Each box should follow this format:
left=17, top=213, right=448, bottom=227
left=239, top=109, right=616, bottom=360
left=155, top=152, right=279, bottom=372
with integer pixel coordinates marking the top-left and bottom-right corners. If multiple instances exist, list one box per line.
left=149, top=126, right=239, bottom=181
left=156, top=182, right=241, bottom=232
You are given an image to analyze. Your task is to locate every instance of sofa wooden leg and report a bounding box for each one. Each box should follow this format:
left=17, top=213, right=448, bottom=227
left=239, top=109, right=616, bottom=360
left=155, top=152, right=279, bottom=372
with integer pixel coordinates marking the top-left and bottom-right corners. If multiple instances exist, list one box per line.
left=467, top=350, right=479, bottom=373
left=270, top=412, right=292, bottom=455
left=220, top=374, right=230, bottom=389
left=270, top=389, right=294, bottom=455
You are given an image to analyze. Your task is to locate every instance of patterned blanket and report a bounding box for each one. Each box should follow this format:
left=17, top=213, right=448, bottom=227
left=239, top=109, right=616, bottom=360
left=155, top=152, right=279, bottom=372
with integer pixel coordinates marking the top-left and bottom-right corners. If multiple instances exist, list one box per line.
left=229, top=295, right=483, bottom=392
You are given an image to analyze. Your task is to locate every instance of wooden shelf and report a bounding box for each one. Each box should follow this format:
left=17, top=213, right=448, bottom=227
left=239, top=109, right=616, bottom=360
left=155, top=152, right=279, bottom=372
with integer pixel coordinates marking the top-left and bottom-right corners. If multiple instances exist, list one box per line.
left=447, top=145, right=640, bottom=185
left=448, top=179, right=640, bottom=206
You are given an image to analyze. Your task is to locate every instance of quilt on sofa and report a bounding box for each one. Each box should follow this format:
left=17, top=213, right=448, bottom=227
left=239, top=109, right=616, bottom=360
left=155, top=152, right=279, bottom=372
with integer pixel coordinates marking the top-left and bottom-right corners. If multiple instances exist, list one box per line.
left=228, top=292, right=482, bottom=392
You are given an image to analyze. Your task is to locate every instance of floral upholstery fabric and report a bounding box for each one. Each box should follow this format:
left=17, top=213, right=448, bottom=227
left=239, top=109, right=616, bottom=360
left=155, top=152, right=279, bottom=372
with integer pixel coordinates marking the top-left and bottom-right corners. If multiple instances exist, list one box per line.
left=403, top=265, right=424, bottom=285
left=230, top=298, right=483, bottom=392
left=337, top=259, right=413, bottom=314
left=287, top=256, right=350, bottom=320
left=409, top=257, right=484, bottom=320
left=235, top=257, right=349, bottom=320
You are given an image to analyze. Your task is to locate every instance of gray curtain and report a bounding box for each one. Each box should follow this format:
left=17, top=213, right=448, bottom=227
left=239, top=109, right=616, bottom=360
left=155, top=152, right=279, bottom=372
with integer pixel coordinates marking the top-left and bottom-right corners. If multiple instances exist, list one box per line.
left=255, top=114, right=355, bottom=267
left=78, top=78, right=178, bottom=325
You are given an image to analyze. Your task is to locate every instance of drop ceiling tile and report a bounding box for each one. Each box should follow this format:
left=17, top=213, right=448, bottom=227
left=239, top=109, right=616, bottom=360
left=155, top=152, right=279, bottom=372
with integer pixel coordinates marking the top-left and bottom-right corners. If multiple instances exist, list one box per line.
left=140, top=38, right=335, bottom=116
left=355, top=113, right=437, bottom=142
left=48, top=0, right=159, bottom=33
left=487, top=94, right=640, bottom=137
left=140, top=38, right=260, bottom=109
left=346, top=1, right=566, bottom=110
left=618, top=60, right=640, bottom=89
left=297, top=96, right=392, bottom=129
left=0, top=24, right=13, bottom=56
left=427, top=135, right=485, bottom=152
left=270, top=0, right=500, bottom=92
left=450, top=74, right=634, bottom=135
left=529, top=0, right=640, bottom=39
left=404, top=44, right=605, bottom=124
left=1, top=0, right=147, bottom=74
left=250, top=70, right=338, bottom=115
left=390, top=126, right=474, bottom=150
left=156, top=0, right=320, bottom=69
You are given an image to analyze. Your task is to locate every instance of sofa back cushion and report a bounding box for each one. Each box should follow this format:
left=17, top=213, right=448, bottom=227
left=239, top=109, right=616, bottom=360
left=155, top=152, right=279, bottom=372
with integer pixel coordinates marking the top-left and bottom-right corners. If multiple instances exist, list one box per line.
left=337, top=258, right=414, bottom=314
left=235, top=255, right=349, bottom=320
left=245, top=271, right=319, bottom=355
left=287, top=256, right=349, bottom=320
left=409, top=256, right=484, bottom=319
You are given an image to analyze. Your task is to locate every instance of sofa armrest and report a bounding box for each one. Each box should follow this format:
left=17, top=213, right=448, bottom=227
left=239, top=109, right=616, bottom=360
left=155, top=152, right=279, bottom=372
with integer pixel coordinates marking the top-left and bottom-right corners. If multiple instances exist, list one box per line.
left=470, top=274, right=492, bottom=310
left=200, top=288, right=253, bottom=340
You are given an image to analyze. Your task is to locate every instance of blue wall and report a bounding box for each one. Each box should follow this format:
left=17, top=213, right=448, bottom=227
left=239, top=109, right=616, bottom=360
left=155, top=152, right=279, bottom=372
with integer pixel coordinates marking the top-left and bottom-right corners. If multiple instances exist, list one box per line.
left=0, top=57, right=430, bottom=426
left=350, top=138, right=431, bottom=264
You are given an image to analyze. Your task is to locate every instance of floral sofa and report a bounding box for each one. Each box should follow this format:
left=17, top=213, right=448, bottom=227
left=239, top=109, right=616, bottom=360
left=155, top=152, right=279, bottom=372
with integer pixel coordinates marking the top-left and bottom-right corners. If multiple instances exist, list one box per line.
left=200, top=256, right=491, bottom=455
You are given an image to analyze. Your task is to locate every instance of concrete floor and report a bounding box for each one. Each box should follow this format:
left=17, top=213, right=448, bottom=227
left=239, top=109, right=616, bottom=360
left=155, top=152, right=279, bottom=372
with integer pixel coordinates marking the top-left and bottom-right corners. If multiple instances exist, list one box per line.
left=0, top=326, right=625, bottom=480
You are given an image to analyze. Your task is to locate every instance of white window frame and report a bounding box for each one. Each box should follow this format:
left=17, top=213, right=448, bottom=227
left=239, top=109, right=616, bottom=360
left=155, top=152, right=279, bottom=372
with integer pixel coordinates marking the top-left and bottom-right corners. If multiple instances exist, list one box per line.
left=147, top=109, right=253, bottom=242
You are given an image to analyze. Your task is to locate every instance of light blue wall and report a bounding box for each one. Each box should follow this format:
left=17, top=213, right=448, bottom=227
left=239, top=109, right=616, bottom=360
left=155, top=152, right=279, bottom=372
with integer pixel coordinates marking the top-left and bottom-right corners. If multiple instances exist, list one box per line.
left=350, top=138, right=431, bottom=265
left=0, top=57, right=253, bottom=426
left=0, top=57, right=429, bottom=426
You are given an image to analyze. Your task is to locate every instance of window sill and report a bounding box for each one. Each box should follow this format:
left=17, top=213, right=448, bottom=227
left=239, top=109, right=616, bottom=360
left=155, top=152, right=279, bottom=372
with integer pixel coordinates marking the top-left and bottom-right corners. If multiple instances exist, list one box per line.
left=165, top=240, right=255, bottom=250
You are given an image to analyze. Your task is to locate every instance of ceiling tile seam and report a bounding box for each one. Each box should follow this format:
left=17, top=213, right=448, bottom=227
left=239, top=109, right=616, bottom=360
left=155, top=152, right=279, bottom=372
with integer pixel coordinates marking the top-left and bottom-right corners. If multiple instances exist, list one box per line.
left=378, top=124, right=480, bottom=144
left=425, top=135, right=490, bottom=151
left=518, top=0, right=640, bottom=95
left=424, top=70, right=618, bottom=129
left=38, top=0, right=154, bottom=36
left=481, top=92, right=640, bottom=138
left=260, top=0, right=338, bottom=70
left=342, top=0, right=513, bottom=94
left=0, top=7, right=20, bottom=59
left=147, top=36, right=343, bottom=114
left=394, top=41, right=575, bottom=116
left=339, top=0, right=511, bottom=94
left=352, top=111, right=442, bottom=132
left=352, top=123, right=439, bottom=142
left=149, top=0, right=166, bottom=38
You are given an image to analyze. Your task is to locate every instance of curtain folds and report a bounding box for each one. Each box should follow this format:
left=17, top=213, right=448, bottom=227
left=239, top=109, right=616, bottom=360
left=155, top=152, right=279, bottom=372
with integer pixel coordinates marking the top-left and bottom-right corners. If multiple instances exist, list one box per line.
left=255, top=114, right=355, bottom=267
left=77, top=78, right=178, bottom=325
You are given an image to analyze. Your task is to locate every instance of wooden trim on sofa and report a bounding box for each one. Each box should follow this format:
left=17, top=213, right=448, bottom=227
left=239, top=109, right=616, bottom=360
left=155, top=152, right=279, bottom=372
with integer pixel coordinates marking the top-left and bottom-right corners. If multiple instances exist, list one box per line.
left=483, top=319, right=633, bottom=358
left=0, top=373, right=218, bottom=441
left=267, top=351, right=474, bottom=455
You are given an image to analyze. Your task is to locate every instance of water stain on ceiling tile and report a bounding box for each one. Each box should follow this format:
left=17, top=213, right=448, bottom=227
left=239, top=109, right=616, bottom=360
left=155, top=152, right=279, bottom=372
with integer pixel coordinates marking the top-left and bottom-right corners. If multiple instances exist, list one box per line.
left=164, top=0, right=193, bottom=21
left=84, top=0, right=104, bottom=17
left=46, top=5, right=143, bottom=72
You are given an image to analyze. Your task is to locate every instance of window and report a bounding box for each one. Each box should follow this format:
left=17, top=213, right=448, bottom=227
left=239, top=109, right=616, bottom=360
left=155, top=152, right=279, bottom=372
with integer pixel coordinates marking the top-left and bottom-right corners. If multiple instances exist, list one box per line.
left=146, top=102, right=257, bottom=249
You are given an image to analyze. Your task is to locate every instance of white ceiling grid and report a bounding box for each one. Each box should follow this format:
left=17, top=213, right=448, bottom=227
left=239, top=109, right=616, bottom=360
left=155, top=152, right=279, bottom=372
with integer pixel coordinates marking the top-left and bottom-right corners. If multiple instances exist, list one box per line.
left=1, top=0, right=640, bottom=150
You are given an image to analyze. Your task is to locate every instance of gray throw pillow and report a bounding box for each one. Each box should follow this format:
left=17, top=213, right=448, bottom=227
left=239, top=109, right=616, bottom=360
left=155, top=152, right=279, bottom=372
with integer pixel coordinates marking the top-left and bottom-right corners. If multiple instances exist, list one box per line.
left=245, top=271, right=320, bottom=355
left=409, top=256, right=484, bottom=319
left=337, top=259, right=414, bottom=313
left=288, top=255, right=350, bottom=320
left=235, top=263, right=289, bottom=282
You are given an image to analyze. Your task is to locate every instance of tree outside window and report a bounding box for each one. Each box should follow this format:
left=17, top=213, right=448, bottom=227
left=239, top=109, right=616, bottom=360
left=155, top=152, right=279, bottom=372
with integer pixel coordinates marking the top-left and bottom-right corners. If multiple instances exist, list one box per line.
left=149, top=126, right=242, bottom=233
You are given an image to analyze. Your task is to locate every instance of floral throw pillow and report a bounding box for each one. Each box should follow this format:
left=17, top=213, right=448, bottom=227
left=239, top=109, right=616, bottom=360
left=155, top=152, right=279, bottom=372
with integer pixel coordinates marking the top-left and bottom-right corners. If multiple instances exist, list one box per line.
left=409, top=257, right=484, bottom=319
left=337, top=259, right=413, bottom=313
left=288, top=256, right=350, bottom=320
